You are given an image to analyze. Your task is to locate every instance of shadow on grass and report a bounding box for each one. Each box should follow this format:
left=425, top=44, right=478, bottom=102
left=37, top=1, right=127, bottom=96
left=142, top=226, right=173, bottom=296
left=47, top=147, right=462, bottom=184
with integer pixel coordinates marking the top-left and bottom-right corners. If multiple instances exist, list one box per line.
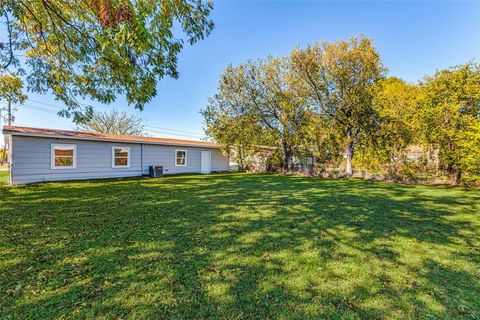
left=0, top=173, right=479, bottom=319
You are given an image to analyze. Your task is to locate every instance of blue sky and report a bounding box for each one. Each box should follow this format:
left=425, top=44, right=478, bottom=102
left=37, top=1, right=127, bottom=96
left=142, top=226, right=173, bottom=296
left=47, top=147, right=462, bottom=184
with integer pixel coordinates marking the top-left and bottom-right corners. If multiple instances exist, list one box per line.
left=1, top=0, right=479, bottom=143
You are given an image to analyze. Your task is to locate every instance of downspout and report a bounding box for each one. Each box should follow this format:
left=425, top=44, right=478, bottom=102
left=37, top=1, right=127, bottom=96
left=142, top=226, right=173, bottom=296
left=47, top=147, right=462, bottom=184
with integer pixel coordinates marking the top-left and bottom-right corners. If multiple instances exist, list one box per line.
left=141, top=144, right=144, bottom=176
left=8, top=134, right=13, bottom=185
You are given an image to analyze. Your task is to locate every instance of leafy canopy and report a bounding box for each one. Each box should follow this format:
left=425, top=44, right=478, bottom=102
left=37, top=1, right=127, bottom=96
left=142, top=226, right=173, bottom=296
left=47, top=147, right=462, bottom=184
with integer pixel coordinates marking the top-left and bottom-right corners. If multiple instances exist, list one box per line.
left=0, top=74, right=27, bottom=124
left=0, top=74, right=27, bottom=104
left=0, top=0, right=214, bottom=120
left=290, top=36, right=386, bottom=175
left=366, top=77, right=423, bottom=162
left=202, top=56, right=310, bottom=170
left=419, top=62, right=480, bottom=181
left=290, top=36, right=386, bottom=138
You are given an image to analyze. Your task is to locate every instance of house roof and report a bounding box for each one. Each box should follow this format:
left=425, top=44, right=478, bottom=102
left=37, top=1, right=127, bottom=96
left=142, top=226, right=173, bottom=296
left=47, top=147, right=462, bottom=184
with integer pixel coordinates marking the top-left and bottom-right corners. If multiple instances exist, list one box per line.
left=2, top=125, right=222, bottom=148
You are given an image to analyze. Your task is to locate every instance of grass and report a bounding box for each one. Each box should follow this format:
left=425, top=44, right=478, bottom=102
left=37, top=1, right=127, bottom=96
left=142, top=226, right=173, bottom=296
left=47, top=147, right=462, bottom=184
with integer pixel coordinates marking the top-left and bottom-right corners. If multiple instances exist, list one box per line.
left=0, top=173, right=479, bottom=319
left=0, top=171, right=8, bottom=185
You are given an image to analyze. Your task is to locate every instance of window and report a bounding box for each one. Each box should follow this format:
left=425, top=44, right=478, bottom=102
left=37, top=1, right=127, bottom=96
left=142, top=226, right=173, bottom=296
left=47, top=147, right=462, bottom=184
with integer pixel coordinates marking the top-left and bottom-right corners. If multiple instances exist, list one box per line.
left=175, top=149, right=187, bottom=166
left=51, top=144, right=76, bottom=169
left=112, top=146, right=130, bottom=168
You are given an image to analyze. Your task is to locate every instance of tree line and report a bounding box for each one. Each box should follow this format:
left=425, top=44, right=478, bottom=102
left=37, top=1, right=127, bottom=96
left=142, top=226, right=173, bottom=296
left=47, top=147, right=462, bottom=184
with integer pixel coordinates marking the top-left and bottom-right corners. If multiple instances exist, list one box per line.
left=202, top=36, right=480, bottom=185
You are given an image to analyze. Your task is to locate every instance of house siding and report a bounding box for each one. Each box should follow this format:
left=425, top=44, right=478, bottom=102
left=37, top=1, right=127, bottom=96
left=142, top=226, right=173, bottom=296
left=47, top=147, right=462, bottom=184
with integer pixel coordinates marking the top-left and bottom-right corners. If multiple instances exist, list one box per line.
left=143, top=145, right=228, bottom=175
left=10, top=136, right=229, bottom=184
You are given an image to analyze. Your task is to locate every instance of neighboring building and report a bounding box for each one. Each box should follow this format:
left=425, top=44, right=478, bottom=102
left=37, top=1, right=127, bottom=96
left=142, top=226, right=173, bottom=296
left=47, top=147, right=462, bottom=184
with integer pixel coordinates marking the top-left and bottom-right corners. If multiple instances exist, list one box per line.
left=2, top=126, right=229, bottom=185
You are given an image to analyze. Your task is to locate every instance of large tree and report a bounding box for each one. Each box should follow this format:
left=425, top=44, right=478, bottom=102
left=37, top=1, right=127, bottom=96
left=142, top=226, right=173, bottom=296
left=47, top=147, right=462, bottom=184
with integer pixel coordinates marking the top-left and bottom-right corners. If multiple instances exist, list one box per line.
left=0, top=0, right=213, bottom=120
left=419, top=62, right=480, bottom=184
left=75, top=108, right=146, bottom=136
left=457, top=120, right=480, bottom=184
left=367, top=77, right=422, bottom=168
left=290, top=36, right=386, bottom=176
left=202, top=103, right=263, bottom=172
left=203, top=57, right=309, bottom=171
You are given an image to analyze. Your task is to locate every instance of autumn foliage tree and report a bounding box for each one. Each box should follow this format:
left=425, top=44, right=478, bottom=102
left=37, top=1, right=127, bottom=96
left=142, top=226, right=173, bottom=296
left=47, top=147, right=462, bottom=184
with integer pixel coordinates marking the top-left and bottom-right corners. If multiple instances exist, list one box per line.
left=290, top=36, right=386, bottom=176
left=203, top=57, right=309, bottom=171
left=204, top=36, right=480, bottom=185
left=202, top=89, right=266, bottom=172
left=419, top=62, right=480, bottom=184
left=0, top=74, right=27, bottom=106
left=366, top=77, right=423, bottom=168
left=0, top=0, right=214, bottom=120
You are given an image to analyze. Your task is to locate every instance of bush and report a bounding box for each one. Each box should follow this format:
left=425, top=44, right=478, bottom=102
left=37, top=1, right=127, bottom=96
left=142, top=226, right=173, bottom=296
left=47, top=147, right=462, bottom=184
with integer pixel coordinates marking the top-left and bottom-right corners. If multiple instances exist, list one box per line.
left=399, top=160, right=417, bottom=181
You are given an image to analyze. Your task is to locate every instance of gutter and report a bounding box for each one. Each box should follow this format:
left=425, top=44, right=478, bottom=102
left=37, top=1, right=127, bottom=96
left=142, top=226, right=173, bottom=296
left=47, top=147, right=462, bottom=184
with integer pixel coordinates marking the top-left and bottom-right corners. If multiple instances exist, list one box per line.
left=141, top=143, right=145, bottom=176
left=7, top=134, right=13, bottom=185
left=2, top=131, right=222, bottom=149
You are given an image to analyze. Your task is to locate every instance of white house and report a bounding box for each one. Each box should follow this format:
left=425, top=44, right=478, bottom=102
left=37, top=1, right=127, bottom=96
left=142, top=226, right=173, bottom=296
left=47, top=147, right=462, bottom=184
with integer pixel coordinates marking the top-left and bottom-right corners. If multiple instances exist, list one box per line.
left=2, top=126, right=229, bottom=185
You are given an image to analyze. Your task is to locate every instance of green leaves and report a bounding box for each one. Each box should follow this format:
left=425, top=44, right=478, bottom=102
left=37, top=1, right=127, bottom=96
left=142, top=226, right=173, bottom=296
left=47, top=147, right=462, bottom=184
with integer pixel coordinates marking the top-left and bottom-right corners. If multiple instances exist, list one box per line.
left=0, top=0, right=214, bottom=118
left=419, top=62, right=480, bottom=183
left=0, top=74, right=27, bottom=104
left=202, top=56, right=310, bottom=171
left=203, top=36, right=480, bottom=184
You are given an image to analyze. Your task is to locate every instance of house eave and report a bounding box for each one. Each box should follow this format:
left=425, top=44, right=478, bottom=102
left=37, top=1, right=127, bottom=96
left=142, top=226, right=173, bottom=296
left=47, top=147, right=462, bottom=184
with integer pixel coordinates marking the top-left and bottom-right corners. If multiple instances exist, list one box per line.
left=3, top=131, right=222, bottom=149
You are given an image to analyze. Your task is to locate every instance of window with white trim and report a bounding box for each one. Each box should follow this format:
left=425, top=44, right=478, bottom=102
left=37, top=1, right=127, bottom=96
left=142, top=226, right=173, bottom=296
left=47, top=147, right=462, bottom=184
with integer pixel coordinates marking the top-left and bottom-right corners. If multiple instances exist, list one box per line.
left=175, top=149, right=187, bottom=166
left=112, top=146, right=130, bottom=168
left=51, top=144, right=77, bottom=169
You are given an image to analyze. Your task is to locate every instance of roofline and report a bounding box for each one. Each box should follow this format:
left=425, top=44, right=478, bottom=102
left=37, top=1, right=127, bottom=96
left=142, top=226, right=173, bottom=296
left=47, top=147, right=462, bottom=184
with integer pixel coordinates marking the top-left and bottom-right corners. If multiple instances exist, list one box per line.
left=2, top=127, right=222, bottom=149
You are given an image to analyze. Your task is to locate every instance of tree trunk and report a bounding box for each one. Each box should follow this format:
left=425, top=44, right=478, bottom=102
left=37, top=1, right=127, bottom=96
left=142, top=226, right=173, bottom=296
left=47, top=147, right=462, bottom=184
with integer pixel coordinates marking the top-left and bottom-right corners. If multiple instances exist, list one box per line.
left=345, top=129, right=354, bottom=177
left=281, top=136, right=289, bottom=172
left=238, top=147, right=244, bottom=172
left=445, top=142, right=455, bottom=176
left=454, top=169, right=462, bottom=185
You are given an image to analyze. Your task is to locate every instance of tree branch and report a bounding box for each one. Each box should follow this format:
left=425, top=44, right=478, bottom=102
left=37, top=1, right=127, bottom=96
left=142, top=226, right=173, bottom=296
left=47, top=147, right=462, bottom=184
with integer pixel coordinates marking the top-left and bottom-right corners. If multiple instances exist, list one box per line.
left=18, top=1, right=53, bottom=55
left=41, top=0, right=97, bottom=45
left=2, top=12, right=14, bottom=69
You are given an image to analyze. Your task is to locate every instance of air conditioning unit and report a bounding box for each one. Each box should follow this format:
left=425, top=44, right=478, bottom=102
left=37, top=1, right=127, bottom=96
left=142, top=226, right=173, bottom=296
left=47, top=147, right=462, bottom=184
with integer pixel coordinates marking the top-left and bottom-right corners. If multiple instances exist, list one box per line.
left=149, top=165, right=163, bottom=178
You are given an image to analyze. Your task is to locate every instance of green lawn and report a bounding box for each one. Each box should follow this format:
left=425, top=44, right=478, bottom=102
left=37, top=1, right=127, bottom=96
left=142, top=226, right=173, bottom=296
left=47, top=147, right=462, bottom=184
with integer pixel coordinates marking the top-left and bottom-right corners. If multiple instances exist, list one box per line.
left=0, top=171, right=8, bottom=185
left=1, top=174, right=479, bottom=319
